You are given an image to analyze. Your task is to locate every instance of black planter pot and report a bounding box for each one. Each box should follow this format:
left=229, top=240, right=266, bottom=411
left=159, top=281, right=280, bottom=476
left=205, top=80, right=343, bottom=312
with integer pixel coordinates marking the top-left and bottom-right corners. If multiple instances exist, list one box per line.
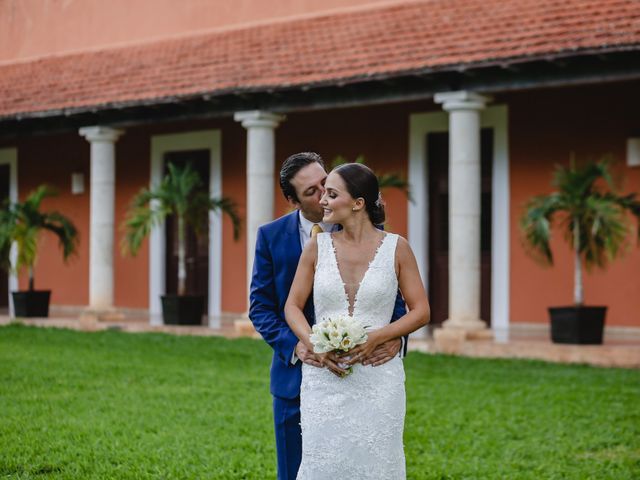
left=12, top=290, right=51, bottom=317
left=549, top=306, right=607, bottom=345
left=161, top=294, right=205, bottom=325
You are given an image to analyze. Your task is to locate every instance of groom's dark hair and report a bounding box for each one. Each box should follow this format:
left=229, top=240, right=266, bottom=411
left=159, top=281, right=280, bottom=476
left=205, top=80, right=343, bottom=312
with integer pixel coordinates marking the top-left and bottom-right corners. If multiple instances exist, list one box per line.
left=279, top=152, right=325, bottom=202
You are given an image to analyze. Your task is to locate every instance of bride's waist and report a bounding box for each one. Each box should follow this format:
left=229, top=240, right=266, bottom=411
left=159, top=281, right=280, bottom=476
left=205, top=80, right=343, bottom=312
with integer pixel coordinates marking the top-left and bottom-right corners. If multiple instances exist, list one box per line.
left=301, top=356, right=403, bottom=377
left=312, top=315, right=390, bottom=329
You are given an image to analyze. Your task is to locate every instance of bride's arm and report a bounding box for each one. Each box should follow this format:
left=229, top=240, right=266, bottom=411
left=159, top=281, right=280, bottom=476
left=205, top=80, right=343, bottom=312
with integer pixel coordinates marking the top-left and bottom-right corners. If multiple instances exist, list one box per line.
left=347, top=236, right=430, bottom=363
left=285, top=238, right=348, bottom=377
left=284, top=238, right=317, bottom=351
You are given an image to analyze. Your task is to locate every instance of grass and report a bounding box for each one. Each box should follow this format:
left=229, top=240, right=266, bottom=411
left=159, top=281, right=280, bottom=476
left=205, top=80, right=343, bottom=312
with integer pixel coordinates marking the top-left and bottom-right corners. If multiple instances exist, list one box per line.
left=0, top=325, right=638, bottom=479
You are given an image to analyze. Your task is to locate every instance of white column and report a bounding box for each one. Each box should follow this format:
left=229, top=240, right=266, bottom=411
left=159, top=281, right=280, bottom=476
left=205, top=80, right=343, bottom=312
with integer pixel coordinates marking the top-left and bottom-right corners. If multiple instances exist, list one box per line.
left=234, top=111, right=285, bottom=299
left=434, top=91, right=490, bottom=332
left=79, top=126, right=123, bottom=314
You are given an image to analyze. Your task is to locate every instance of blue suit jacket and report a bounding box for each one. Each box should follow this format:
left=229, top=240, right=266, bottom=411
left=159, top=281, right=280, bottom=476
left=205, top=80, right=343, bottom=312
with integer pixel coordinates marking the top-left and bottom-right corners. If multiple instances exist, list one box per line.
left=249, top=211, right=407, bottom=399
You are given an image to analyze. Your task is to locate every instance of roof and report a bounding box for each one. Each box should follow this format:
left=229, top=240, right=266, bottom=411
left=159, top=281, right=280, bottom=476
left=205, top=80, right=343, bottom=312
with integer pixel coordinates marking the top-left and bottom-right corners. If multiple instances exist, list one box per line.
left=1, top=0, right=639, bottom=121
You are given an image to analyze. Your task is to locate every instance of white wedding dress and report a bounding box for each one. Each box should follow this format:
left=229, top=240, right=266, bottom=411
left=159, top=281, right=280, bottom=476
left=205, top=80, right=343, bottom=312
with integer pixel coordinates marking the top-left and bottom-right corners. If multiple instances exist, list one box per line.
left=297, top=232, right=406, bottom=479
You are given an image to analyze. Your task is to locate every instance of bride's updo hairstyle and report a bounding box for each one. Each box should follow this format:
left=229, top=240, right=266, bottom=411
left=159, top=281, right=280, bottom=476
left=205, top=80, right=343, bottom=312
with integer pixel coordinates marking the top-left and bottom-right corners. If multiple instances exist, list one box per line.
left=333, top=163, right=385, bottom=225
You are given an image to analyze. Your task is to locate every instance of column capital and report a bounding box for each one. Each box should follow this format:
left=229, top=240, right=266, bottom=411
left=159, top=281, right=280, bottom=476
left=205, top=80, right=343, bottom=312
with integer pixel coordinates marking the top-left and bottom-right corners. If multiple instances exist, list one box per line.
left=234, top=110, right=285, bottom=129
left=434, top=91, right=491, bottom=112
left=79, top=126, right=124, bottom=143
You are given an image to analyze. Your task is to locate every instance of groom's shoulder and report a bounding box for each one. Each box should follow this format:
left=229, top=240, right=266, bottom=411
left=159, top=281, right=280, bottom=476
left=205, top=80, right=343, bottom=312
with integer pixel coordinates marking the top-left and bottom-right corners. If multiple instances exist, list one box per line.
left=259, top=211, right=297, bottom=237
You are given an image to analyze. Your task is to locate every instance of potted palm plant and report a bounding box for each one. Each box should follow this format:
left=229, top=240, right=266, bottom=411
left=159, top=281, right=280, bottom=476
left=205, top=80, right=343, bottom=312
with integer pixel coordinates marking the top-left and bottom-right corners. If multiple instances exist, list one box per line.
left=520, top=158, right=640, bottom=344
left=0, top=185, right=79, bottom=317
left=122, top=162, right=241, bottom=325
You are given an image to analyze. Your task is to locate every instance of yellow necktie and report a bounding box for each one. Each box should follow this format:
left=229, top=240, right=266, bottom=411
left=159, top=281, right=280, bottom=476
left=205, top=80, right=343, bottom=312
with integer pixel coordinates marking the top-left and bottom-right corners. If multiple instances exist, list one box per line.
left=311, top=224, right=323, bottom=238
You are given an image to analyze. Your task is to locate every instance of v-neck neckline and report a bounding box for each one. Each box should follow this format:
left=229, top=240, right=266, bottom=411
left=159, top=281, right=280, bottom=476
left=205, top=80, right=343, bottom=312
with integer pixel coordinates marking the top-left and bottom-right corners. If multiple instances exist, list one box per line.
left=328, top=232, right=388, bottom=317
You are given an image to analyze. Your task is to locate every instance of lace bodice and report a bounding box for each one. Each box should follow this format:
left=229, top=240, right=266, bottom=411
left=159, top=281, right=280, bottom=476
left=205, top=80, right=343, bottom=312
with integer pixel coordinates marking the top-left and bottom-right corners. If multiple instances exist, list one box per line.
left=298, top=232, right=406, bottom=479
left=313, top=232, right=399, bottom=329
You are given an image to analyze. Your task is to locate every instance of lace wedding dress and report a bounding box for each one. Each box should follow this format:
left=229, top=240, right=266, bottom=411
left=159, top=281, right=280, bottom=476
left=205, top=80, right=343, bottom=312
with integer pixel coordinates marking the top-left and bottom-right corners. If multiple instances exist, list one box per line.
left=297, top=232, right=406, bottom=479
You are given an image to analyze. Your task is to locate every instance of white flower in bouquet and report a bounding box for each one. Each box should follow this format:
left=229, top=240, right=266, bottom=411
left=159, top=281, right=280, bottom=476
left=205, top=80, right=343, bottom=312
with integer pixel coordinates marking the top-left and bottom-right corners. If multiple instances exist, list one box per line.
left=309, top=316, right=368, bottom=376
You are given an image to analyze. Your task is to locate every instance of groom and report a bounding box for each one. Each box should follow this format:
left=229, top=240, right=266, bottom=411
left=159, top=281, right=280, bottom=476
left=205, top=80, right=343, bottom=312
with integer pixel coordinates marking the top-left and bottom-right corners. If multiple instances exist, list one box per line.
left=249, top=152, right=407, bottom=480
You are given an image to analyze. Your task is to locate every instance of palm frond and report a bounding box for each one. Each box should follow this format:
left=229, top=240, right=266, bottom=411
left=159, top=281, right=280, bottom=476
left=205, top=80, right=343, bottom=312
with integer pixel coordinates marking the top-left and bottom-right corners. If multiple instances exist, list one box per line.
left=209, top=197, right=242, bottom=240
left=121, top=163, right=243, bottom=258
left=0, top=185, right=78, bottom=281
left=609, top=192, right=640, bottom=243
left=520, top=193, right=564, bottom=265
left=521, top=157, right=640, bottom=276
left=41, top=212, right=80, bottom=261
left=0, top=206, right=18, bottom=270
left=15, top=223, right=39, bottom=272
left=183, top=191, right=216, bottom=235
left=331, top=155, right=348, bottom=169
left=24, top=185, right=58, bottom=210
left=579, top=194, right=629, bottom=270
left=121, top=204, right=166, bottom=256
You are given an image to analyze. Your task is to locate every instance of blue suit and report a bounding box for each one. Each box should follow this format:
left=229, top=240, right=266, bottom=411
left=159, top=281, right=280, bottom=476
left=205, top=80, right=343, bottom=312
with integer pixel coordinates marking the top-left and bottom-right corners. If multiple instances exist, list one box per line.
left=249, top=211, right=407, bottom=480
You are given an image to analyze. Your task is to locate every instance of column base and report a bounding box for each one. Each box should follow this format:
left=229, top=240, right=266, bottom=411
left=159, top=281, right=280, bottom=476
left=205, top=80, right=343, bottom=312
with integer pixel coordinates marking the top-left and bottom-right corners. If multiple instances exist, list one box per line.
left=442, top=318, right=492, bottom=336
left=79, top=307, right=125, bottom=330
left=433, top=320, right=494, bottom=354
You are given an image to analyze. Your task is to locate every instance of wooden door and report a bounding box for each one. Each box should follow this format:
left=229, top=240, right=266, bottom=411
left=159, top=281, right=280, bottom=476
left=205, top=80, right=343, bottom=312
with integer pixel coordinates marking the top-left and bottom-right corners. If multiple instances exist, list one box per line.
left=164, top=150, right=210, bottom=311
left=427, top=129, right=493, bottom=326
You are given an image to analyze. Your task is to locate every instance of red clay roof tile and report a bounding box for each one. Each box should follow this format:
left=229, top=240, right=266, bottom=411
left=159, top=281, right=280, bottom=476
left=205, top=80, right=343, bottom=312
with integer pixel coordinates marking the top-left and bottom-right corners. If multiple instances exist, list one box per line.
left=1, top=0, right=639, bottom=119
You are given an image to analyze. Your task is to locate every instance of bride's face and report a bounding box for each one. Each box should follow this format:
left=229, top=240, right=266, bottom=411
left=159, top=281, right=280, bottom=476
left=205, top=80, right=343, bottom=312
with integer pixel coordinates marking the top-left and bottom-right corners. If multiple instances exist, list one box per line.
left=320, top=172, right=357, bottom=223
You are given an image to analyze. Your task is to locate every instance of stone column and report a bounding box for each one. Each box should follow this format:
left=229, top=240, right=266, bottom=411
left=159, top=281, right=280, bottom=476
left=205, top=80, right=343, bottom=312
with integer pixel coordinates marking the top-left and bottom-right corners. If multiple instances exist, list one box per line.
left=79, top=126, right=123, bottom=322
left=234, top=111, right=285, bottom=301
left=434, top=91, right=491, bottom=343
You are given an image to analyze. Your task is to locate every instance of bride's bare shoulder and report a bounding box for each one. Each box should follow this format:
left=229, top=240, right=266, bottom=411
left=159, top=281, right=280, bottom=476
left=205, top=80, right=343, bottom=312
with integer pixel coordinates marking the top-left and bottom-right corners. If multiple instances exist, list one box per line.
left=393, top=233, right=409, bottom=249
left=393, top=235, right=416, bottom=261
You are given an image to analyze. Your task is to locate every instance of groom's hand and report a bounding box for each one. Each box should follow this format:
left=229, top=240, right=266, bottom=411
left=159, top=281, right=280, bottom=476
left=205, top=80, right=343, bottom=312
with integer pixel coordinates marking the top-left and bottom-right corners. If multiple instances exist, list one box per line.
left=295, top=341, right=323, bottom=368
left=361, top=338, right=402, bottom=367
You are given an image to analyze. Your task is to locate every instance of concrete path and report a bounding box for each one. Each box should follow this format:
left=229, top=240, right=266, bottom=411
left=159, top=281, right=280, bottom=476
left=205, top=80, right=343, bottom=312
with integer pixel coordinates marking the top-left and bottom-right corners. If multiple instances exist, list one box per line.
left=1, top=315, right=638, bottom=369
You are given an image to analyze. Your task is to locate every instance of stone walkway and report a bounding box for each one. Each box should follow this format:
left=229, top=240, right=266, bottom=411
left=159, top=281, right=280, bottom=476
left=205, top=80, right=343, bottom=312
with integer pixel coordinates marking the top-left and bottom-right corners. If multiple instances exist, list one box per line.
left=1, top=314, right=638, bottom=369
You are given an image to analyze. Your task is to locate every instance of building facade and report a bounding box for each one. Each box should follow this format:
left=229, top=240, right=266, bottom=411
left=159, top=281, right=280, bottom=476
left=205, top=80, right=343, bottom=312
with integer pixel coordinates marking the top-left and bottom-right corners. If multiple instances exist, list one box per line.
left=1, top=0, right=639, bottom=334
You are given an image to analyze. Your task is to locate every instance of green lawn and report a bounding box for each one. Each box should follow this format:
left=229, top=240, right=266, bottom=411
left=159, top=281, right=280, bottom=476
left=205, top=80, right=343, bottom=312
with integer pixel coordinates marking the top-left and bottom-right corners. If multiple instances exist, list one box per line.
left=0, top=325, right=638, bottom=479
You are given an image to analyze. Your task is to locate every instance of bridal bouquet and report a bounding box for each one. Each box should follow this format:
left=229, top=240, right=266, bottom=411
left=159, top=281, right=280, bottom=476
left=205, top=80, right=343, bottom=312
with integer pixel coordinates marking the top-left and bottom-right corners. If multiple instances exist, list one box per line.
left=309, top=316, right=368, bottom=376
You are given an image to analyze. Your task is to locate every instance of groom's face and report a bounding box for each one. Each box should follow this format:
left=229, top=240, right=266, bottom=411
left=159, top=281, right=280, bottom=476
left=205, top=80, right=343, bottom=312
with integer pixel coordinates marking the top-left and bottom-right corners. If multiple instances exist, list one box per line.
left=288, top=162, right=327, bottom=223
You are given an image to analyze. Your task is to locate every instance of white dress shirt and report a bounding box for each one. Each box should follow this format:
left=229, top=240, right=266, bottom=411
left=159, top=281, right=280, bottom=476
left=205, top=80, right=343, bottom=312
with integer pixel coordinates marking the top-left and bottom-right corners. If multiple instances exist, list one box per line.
left=297, top=211, right=334, bottom=249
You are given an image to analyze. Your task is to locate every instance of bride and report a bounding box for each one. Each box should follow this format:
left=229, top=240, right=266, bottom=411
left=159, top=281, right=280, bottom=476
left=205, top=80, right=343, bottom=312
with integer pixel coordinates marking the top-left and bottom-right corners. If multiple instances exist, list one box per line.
left=285, top=163, right=430, bottom=479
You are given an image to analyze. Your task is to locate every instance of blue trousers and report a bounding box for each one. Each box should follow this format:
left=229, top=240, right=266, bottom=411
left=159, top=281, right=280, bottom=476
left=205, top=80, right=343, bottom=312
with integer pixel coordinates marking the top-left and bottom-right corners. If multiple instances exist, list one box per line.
left=273, top=395, right=302, bottom=480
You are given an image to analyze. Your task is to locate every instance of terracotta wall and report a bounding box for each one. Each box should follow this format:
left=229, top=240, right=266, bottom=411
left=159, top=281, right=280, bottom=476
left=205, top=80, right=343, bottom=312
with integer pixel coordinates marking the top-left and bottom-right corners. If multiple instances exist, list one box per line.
left=0, top=0, right=399, bottom=62
left=506, top=81, right=640, bottom=327
left=219, top=121, right=248, bottom=313
left=12, top=133, right=90, bottom=305
left=113, top=129, right=150, bottom=308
